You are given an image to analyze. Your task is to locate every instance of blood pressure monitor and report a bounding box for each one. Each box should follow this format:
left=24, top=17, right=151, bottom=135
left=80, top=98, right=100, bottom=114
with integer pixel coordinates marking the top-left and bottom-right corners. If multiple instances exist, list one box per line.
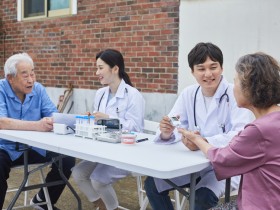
left=96, top=118, right=121, bottom=130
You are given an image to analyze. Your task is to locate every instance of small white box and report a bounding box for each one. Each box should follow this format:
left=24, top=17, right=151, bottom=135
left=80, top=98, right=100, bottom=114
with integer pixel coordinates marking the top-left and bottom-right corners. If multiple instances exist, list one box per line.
left=53, top=123, right=74, bottom=135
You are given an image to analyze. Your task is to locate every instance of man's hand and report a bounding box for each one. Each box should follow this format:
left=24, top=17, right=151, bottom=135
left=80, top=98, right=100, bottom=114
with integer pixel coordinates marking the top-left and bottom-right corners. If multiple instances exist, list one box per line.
left=159, top=116, right=176, bottom=140
left=37, top=117, right=54, bottom=132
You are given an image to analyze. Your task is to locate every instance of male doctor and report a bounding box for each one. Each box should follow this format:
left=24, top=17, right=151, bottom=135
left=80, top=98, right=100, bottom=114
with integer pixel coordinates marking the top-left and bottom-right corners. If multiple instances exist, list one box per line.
left=144, top=42, right=252, bottom=210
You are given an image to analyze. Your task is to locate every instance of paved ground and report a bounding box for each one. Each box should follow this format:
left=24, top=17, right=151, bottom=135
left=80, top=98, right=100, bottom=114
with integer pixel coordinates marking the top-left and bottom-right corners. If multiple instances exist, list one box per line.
left=4, top=166, right=236, bottom=210
left=4, top=165, right=153, bottom=210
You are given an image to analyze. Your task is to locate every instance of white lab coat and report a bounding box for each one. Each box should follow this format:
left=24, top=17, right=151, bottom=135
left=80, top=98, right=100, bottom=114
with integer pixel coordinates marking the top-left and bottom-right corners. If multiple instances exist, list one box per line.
left=154, top=77, right=253, bottom=197
left=94, top=79, right=145, bottom=132
left=89, top=79, right=145, bottom=184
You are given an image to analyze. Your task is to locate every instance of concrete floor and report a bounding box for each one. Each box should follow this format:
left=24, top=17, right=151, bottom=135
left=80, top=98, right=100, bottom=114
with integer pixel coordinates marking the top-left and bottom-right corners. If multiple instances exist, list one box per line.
left=4, top=166, right=153, bottom=210
left=4, top=166, right=236, bottom=210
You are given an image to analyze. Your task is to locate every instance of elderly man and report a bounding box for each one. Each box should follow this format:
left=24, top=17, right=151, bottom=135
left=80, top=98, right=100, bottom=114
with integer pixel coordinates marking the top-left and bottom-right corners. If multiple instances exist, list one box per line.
left=0, top=53, right=75, bottom=210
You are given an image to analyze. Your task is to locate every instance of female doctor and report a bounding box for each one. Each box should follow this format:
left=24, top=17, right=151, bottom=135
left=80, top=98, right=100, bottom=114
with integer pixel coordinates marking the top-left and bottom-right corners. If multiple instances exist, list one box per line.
left=72, top=49, right=145, bottom=210
left=144, top=42, right=252, bottom=210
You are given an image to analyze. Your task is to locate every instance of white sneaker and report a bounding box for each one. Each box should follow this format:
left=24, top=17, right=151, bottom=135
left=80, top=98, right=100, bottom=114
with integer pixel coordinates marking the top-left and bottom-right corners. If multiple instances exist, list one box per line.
left=30, top=194, right=47, bottom=210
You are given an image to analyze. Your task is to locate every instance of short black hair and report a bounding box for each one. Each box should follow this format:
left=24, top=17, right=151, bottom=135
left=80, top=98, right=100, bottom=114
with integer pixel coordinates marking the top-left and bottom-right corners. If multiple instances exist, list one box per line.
left=188, top=42, right=223, bottom=71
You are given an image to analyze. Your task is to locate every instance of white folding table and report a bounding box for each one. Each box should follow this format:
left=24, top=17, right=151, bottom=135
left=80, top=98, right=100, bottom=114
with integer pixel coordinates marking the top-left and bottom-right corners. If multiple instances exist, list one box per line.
left=0, top=130, right=210, bottom=210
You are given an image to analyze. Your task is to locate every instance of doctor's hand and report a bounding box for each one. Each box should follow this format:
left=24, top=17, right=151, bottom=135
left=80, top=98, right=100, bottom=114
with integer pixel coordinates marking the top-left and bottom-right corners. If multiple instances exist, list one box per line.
left=159, top=116, right=176, bottom=140
left=92, top=112, right=109, bottom=120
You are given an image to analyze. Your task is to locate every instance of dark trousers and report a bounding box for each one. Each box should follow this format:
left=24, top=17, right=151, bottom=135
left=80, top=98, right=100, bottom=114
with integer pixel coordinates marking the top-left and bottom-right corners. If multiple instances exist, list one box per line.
left=144, top=176, right=219, bottom=210
left=0, top=149, right=75, bottom=209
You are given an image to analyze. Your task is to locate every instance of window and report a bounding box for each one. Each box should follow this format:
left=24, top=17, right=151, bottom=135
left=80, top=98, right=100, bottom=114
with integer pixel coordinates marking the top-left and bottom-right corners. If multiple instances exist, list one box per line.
left=17, top=0, right=77, bottom=21
left=23, top=0, right=45, bottom=19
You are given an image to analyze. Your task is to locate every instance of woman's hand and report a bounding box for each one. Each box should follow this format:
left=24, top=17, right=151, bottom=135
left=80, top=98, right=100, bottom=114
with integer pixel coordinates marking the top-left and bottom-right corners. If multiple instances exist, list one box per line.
left=178, top=128, right=199, bottom=151
left=92, top=112, right=109, bottom=120
left=178, top=128, right=212, bottom=156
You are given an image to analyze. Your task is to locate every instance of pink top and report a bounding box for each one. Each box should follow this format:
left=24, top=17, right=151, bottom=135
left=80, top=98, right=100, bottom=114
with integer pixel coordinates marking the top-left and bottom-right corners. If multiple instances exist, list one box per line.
left=208, top=111, right=280, bottom=210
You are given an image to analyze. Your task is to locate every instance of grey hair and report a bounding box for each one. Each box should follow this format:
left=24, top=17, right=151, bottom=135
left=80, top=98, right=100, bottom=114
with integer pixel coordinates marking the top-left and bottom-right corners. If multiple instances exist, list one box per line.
left=4, top=53, right=34, bottom=78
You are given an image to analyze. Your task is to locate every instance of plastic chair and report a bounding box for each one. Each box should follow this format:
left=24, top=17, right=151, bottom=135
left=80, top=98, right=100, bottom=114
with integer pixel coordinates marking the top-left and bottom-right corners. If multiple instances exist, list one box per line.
left=143, top=120, right=159, bottom=135
left=5, top=164, right=52, bottom=210
left=136, top=176, right=187, bottom=210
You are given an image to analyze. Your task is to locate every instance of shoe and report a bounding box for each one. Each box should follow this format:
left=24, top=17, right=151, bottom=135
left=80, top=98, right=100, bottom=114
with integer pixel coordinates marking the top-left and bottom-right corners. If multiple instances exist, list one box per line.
left=93, top=199, right=106, bottom=210
left=30, top=194, right=60, bottom=210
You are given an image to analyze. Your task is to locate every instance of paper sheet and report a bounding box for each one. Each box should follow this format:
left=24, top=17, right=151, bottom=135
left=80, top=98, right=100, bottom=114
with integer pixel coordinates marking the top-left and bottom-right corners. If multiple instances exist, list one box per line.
left=52, top=113, right=76, bottom=129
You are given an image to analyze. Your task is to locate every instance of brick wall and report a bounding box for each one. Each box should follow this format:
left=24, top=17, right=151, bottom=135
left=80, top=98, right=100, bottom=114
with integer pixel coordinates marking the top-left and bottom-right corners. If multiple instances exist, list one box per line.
left=0, top=0, right=179, bottom=93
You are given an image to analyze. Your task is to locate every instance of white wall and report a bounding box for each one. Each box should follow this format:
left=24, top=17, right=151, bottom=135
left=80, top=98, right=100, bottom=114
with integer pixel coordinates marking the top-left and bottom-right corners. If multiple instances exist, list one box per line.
left=46, top=87, right=177, bottom=122
left=179, top=0, right=280, bottom=92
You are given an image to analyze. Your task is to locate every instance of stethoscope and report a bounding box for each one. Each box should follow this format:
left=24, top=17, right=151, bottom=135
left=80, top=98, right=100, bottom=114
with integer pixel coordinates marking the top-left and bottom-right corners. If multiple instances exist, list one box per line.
left=97, top=88, right=128, bottom=115
left=193, top=86, right=229, bottom=133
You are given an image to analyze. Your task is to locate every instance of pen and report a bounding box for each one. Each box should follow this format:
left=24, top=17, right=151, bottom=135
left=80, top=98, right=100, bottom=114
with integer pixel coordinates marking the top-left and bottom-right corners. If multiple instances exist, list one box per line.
left=136, top=138, right=149, bottom=143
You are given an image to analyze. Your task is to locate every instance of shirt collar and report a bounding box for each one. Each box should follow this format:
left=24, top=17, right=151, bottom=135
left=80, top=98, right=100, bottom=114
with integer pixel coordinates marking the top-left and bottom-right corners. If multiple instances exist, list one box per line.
left=3, top=79, right=35, bottom=102
left=115, top=79, right=127, bottom=99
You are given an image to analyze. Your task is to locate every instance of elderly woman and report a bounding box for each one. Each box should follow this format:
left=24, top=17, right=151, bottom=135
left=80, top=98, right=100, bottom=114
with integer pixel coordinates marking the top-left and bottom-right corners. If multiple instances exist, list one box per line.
left=179, top=52, right=280, bottom=210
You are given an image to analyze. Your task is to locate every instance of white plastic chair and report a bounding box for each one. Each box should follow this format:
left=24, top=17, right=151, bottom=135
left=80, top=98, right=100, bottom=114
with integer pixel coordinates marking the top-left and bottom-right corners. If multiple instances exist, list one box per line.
left=136, top=120, right=187, bottom=210
left=143, top=120, right=159, bottom=135
left=5, top=164, right=52, bottom=210
left=116, top=120, right=159, bottom=210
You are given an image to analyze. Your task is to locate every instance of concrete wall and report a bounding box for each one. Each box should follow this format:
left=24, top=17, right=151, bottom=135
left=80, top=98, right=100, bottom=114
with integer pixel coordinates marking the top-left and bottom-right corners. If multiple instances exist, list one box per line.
left=179, top=0, right=280, bottom=92
left=46, top=87, right=177, bottom=122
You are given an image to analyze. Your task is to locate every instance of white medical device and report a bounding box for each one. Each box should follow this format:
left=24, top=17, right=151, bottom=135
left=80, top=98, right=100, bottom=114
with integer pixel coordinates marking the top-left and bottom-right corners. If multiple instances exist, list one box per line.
left=170, top=116, right=181, bottom=127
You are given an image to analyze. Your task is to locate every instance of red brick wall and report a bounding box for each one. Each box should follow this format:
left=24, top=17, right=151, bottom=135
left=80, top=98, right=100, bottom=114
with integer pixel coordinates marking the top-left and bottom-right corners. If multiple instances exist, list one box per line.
left=0, top=0, right=179, bottom=93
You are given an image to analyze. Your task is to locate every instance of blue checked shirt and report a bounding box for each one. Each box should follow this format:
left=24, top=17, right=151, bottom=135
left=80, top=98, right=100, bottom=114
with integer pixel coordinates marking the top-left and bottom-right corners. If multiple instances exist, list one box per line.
left=0, top=79, right=57, bottom=161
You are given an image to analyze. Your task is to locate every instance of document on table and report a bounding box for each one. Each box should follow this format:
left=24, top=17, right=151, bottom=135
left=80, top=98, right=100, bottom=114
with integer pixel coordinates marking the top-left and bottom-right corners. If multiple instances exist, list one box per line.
left=52, top=113, right=76, bottom=129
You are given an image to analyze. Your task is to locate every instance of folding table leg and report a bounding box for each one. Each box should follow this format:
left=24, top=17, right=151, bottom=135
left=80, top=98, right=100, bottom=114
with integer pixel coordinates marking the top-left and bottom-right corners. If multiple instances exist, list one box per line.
left=7, top=150, right=29, bottom=210
left=189, top=173, right=197, bottom=210
left=57, top=156, right=82, bottom=210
